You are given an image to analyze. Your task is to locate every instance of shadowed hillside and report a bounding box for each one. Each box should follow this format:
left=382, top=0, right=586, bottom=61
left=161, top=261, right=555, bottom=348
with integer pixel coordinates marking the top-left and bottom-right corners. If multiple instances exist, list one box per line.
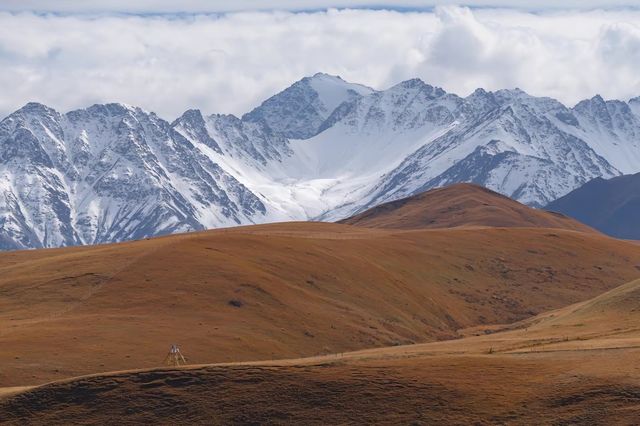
left=547, top=173, right=640, bottom=240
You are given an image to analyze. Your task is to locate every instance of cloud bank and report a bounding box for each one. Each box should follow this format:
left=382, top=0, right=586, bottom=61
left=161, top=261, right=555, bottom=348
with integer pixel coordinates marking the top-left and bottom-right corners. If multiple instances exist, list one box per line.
left=1, top=7, right=640, bottom=119
left=2, top=1, right=640, bottom=13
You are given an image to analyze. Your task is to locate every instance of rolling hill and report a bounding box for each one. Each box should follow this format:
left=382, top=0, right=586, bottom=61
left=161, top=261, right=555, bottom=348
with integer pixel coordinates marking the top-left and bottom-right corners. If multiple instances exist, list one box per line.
left=4, top=279, right=640, bottom=424
left=1, top=185, right=639, bottom=388
left=340, top=183, right=593, bottom=231
left=2, top=184, right=640, bottom=424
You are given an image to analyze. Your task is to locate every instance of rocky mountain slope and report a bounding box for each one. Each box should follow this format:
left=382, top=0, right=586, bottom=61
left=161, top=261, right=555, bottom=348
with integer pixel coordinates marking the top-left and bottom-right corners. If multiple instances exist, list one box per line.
left=1, top=73, right=638, bottom=249
left=0, top=103, right=267, bottom=250
left=546, top=173, right=640, bottom=240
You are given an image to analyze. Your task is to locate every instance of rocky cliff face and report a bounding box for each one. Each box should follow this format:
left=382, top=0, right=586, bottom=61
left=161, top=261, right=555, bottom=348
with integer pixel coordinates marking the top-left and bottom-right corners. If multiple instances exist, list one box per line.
left=0, top=103, right=265, bottom=250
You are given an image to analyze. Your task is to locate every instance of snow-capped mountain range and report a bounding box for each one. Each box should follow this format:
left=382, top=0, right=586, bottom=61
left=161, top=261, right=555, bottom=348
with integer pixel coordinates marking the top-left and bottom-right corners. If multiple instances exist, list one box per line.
left=1, top=72, right=638, bottom=250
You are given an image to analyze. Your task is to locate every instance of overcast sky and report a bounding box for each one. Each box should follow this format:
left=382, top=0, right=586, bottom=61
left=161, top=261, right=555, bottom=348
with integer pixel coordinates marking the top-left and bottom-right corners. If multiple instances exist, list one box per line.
left=3, top=1, right=640, bottom=13
left=1, top=2, right=640, bottom=119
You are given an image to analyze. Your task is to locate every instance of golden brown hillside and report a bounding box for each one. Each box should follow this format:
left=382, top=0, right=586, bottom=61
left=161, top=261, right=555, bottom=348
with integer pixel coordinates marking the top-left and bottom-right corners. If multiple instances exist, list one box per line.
left=1, top=221, right=639, bottom=387
left=5, top=280, right=640, bottom=424
left=340, top=183, right=594, bottom=231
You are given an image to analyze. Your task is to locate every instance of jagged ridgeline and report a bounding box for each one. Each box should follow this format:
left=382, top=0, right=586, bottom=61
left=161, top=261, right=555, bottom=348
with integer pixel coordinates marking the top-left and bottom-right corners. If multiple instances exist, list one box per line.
left=1, top=72, right=639, bottom=249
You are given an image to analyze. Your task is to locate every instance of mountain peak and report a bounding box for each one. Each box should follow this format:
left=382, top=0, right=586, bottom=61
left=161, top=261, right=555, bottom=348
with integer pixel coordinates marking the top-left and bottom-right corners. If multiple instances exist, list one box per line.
left=395, top=77, right=430, bottom=90
left=578, top=94, right=607, bottom=107
left=494, top=87, right=532, bottom=101
left=65, top=103, right=149, bottom=124
left=573, top=94, right=610, bottom=115
left=172, top=108, right=222, bottom=153
left=175, top=108, right=204, bottom=123
left=15, top=102, right=58, bottom=117
left=389, top=79, right=447, bottom=100
left=465, top=87, right=496, bottom=102
left=582, top=94, right=608, bottom=107
left=307, top=72, right=345, bottom=82
left=242, top=72, right=373, bottom=139
left=85, top=103, right=135, bottom=116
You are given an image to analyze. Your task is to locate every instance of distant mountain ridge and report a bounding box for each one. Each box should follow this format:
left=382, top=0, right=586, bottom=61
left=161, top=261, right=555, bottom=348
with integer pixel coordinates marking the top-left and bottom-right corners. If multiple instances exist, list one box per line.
left=0, top=72, right=638, bottom=249
left=546, top=173, right=640, bottom=240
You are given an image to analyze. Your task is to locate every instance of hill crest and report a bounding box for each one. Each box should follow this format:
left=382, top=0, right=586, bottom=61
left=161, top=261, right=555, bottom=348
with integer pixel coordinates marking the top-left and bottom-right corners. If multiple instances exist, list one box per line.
left=340, top=183, right=593, bottom=232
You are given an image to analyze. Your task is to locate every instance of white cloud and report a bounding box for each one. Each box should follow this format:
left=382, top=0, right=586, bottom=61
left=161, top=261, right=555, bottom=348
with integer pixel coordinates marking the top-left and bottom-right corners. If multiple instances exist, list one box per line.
left=1, top=7, right=640, bottom=120
left=1, top=1, right=640, bottom=13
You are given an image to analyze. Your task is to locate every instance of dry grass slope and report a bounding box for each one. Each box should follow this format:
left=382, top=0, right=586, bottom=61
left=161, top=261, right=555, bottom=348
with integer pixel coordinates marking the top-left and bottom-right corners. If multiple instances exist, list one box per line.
left=3, top=344, right=640, bottom=424
left=341, top=183, right=594, bottom=232
left=1, top=184, right=640, bottom=424
left=5, top=281, right=640, bottom=424
left=1, top=222, right=639, bottom=387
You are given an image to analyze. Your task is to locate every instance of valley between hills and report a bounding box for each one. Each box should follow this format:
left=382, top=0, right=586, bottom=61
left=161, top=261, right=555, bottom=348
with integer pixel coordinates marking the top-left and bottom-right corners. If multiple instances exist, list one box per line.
left=1, top=184, right=640, bottom=424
